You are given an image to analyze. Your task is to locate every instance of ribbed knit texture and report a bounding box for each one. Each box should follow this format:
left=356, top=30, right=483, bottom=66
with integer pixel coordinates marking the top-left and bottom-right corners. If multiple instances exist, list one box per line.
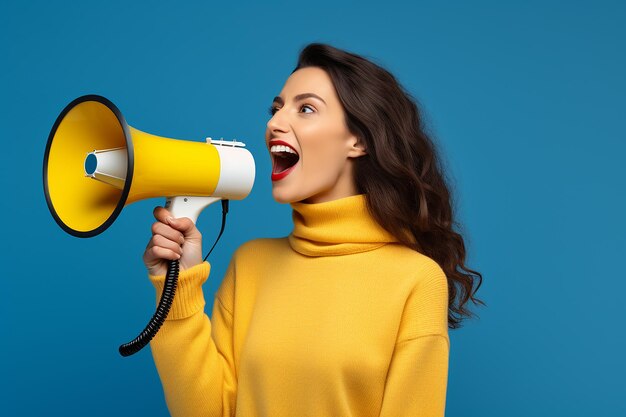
left=148, top=193, right=450, bottom=417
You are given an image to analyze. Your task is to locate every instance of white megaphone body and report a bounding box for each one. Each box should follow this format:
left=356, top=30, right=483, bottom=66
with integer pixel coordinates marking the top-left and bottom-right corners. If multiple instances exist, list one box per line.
left=43, top=94, right=255, bottom=357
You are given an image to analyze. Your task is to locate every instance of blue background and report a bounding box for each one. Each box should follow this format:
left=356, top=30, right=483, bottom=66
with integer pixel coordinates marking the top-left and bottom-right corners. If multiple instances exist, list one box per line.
left=2, top=1, right=624, bottom=416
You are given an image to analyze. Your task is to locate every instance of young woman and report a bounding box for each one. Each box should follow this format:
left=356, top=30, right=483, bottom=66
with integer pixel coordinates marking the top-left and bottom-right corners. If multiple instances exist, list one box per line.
left=143, top=42, right=484, bottom=417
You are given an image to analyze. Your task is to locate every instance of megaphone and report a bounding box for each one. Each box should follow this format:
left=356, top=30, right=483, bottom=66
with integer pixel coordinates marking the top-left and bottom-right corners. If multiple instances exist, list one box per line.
left=43, top=94, right=255, bottom=356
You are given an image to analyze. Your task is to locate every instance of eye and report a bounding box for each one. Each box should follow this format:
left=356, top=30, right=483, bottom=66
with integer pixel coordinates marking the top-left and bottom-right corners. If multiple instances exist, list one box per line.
left=268, top=104, right=315, bottom=116
left=268, top=105, right=279, bottom=116
left=300, top=104, right=315, bottom=114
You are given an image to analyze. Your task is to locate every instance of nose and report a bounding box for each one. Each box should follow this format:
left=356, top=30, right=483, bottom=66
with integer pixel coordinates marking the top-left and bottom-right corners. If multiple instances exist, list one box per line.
left=266, top=108, right=289, bottom=134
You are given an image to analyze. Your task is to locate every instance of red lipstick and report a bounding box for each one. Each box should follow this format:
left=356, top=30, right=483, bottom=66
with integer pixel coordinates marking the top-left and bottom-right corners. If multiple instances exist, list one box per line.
left=269, top=139, right=299, bottom=181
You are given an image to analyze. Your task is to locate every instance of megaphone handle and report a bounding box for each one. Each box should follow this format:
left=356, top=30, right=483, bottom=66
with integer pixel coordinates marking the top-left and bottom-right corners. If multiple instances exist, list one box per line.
left=118, top=259, right=180, bottom=357
left=165, top=196, right=222, bottom=223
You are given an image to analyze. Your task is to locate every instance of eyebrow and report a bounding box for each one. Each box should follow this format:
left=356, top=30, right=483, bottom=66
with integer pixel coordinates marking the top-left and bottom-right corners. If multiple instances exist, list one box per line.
left=272, top=93, right=326, bottom=106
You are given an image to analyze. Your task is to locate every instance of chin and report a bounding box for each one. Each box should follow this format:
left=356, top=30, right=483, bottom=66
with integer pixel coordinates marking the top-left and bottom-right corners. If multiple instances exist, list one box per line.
left=271, top=186, right=307, bottom=204
left=271, top=188, right=294, bottom=204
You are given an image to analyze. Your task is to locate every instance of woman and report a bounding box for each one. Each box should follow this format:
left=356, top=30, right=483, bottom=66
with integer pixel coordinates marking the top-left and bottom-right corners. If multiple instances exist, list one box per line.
left=144, top=42, right=484, bottom=417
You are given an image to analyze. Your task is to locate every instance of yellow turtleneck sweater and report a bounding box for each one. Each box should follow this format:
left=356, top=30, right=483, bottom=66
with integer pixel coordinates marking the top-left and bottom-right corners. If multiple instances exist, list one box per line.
left=148, top=193, right=449, bottom=417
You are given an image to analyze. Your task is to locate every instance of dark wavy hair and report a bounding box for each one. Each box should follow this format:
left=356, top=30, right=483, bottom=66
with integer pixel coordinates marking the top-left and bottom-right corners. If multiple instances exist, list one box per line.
left=293, top=42, right=485, bottom=329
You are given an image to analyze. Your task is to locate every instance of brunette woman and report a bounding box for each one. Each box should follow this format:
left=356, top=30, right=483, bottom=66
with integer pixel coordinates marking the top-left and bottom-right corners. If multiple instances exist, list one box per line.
left=144, top=42, right=484, bottom=417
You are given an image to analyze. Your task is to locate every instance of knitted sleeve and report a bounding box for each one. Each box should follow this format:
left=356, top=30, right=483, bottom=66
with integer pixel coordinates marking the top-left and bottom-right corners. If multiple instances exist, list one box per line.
left=378, top=261, right=450, bottom=417
left=148, top=257, right=237, bottom=417
left=378, top=334, right=449, bottom=416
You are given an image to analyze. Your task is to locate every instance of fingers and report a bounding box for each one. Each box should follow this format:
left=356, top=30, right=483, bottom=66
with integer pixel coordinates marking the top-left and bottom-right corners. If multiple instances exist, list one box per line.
left=153, top=206, right=201, bottom=239
left=146, top=206, right=203, bottom=274
left=153, top=206, right=174, bottom=224
left=144, top=244, right=181, bottom=263
left=168, top=216, right=199, bottom=237
left=151, top=221, right=185, bottom=245
left=147, top=234, right=183, bottom=256
left=144, top=224, right=184, bottom=263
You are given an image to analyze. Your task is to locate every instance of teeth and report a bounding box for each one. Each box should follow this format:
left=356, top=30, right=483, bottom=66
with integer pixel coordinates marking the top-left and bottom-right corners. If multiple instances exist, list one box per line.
left=270, top=145, right=298, bottom=155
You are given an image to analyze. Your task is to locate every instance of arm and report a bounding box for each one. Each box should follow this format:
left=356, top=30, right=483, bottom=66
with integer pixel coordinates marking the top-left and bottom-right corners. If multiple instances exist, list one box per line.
left=378, top=334, right=449, bottom=417
left=378, top=261, right=450, bottom=417
left=148, top=259, right=237, bottom=417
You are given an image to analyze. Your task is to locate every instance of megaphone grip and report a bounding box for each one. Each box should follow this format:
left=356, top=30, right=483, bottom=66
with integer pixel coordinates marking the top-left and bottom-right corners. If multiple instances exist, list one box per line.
left=118, top=259, right=180, bottom=357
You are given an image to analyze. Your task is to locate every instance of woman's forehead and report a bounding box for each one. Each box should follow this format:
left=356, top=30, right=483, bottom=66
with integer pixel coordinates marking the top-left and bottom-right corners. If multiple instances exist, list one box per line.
left=280, top=67, right=335, bottom=101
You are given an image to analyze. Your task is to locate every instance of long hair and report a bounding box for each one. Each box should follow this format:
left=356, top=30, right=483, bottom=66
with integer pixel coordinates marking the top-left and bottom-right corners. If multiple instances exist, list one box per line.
left=293, top=42, right=485, bottom=329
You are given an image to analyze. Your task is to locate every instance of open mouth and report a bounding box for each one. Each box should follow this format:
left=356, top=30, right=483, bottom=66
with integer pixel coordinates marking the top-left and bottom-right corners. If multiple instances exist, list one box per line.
left=271, top=146, right=300, bottom=174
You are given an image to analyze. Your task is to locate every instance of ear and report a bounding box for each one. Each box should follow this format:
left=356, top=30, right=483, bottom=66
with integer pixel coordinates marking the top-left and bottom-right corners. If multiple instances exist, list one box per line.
left=346, top=135, right=367, bottom=158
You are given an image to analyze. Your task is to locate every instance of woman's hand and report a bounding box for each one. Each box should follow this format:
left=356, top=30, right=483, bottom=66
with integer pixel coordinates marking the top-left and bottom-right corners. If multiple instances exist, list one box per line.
left=143, top=206, right=204, bottom=276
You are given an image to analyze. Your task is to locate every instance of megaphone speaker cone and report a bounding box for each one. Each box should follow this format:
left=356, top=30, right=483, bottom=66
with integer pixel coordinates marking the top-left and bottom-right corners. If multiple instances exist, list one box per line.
left=43, top=95, right=134, bottom=238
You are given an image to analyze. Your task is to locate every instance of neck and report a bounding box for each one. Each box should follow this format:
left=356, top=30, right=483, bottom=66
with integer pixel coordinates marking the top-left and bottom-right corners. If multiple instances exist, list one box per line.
left=301, top=162, right=358, bottom=204
left=288, top=193, right=400, bottom=257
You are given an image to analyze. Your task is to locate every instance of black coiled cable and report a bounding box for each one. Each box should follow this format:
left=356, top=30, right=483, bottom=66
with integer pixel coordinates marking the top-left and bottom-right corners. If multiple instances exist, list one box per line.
left=118, top=199, right=230, bottom=357
left=118, top=259, right=179, bottom=357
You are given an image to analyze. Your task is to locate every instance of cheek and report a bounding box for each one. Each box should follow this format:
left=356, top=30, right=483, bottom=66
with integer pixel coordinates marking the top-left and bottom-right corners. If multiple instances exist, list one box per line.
left=298, top=125, right=346, bottom=172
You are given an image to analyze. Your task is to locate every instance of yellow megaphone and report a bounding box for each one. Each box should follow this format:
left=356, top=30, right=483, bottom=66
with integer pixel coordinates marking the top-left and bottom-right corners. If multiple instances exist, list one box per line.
left=43, top=94, right=255, bottom=236
left=43, top=94, right=255, bottom=356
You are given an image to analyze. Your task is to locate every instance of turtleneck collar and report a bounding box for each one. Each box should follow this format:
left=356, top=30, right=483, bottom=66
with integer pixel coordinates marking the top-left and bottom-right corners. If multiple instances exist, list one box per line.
left=287, top=193, right=399, bottom=257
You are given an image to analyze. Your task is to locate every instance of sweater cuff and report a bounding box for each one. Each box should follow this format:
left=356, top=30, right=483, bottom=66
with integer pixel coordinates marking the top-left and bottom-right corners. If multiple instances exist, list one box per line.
left=148, top=261, right=211, bottom=320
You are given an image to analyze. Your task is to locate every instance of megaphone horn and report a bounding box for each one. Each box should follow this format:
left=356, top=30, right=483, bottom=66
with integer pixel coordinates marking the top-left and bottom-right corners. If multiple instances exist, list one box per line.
left=43, top=94, right=255, bottom=237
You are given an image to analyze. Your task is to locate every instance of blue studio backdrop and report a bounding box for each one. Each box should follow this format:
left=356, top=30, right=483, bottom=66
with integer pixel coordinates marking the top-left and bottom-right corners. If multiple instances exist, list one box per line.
left=2, top=1, right=625, bottom=416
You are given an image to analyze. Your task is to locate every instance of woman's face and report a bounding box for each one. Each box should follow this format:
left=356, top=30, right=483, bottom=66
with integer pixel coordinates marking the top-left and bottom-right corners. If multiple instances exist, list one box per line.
left=265, top=66, right=366, bottom=204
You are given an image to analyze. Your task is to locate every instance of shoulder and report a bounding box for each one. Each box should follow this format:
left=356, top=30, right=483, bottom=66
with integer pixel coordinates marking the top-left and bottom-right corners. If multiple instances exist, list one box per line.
left=394, top=250, right=449, bottom=339
left=215, top=237, right=288, bottom=304
left=382, top=243, right=447, bottom=286
left=232, top=236, right=289, bottom=260
left=410, top=252, right=448, bottom=301
left=416, top=252, right=447, bottom=283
